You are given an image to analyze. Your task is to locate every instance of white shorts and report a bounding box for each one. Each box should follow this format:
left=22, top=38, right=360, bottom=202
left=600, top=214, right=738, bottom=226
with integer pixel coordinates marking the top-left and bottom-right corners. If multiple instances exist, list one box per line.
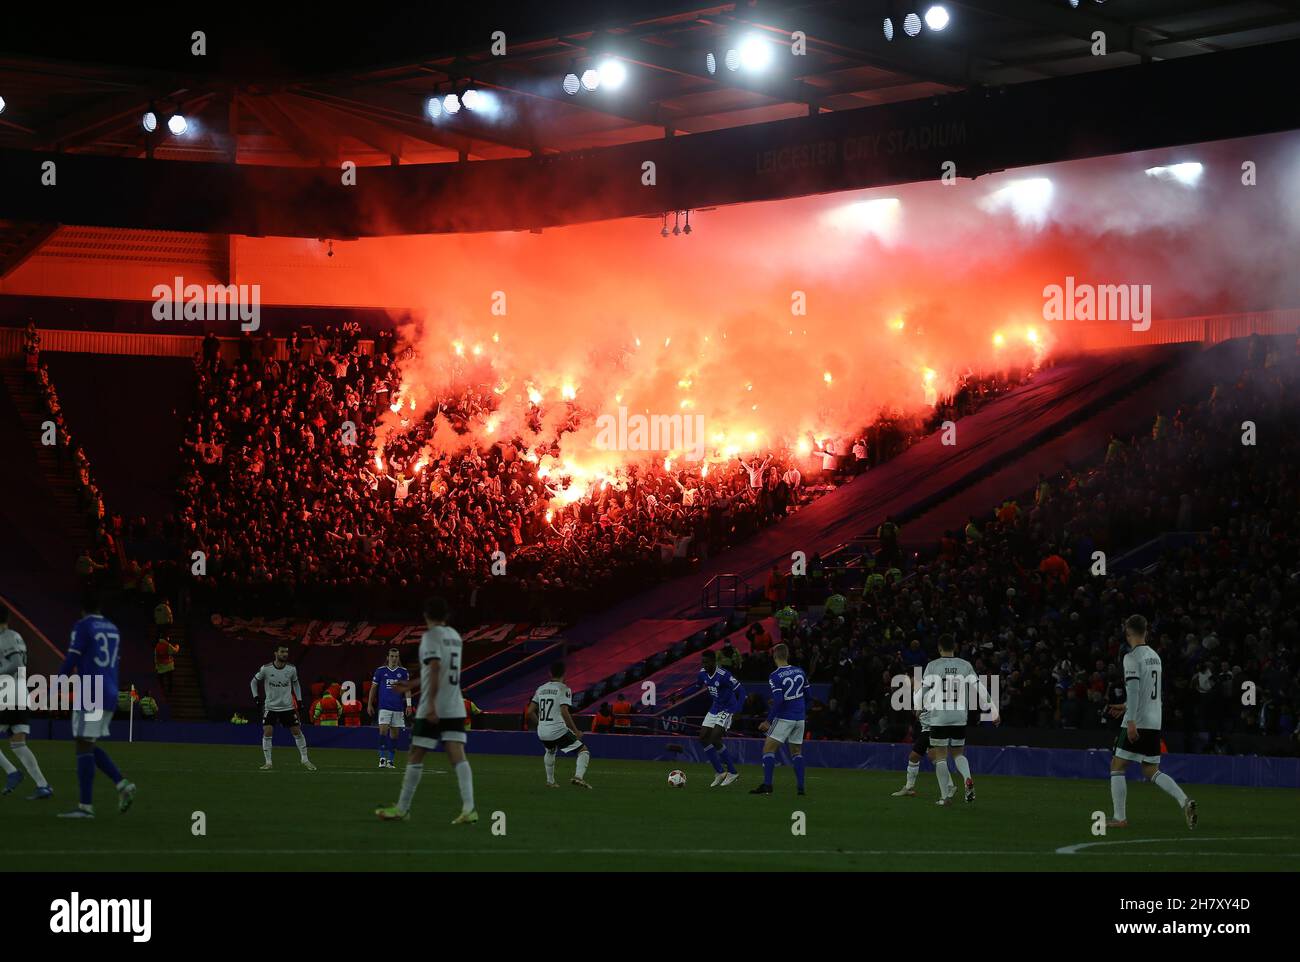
left=71, top=710, right=113, bottom=741
left=377, top=708, right=407, bottom=729
left=767, top=718, right=805, bottom=745
left=0, top=723, right=31, bottom=736
left=702, top=710, right=733, bottom=731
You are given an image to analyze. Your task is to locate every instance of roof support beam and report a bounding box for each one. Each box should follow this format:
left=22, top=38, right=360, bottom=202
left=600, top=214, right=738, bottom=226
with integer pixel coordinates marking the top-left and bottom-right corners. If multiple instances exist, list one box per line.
left=239, top=94, right=338, bottom=166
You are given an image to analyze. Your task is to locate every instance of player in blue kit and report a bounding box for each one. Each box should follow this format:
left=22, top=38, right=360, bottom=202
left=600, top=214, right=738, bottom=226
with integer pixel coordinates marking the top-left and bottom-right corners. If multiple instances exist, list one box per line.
left=750, top=643, right=808, bottom=796
left=57, top=593, right=137, bottom=818
left=697, top=649, right=743, bottom=787
left=367, top=647, right=412, bottom=768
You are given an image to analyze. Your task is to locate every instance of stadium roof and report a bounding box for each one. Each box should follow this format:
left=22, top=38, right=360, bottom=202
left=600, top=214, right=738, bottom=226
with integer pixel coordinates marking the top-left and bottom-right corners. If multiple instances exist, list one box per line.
left=5, top=1, right=1300, bottom=167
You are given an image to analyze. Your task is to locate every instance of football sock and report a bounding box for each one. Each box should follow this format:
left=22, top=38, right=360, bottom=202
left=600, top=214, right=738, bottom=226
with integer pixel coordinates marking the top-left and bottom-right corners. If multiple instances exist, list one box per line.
left=717, top=743, right=736, bottom=774
left=575, top=750, right=591, bottom=779
left=1152, top=771, right=1188, bottom=807
left=93, top=747, right=123, bottom=784
left=703, top=743, right=724, bottom=773
left=1111, top=772, right=1128, bottom=820
left=293, top=733, right=309, bottom=760
left=904, top=760, right=920, bottom=788
left=261, top=737, right=273, bottom=764
left=792, top=755, right=806, bottom=791
left=454, top=759, right=474, bottom=812
left=13, top=743, right=49, bottom=788
left=953, top=755, right=972, bottom=782
left=935, top=759, right=954, bottom=799
left=0, top=750, right=16, bottom=775
left=762, top=752, right=776, bottom=786
left=378, top=733, right=389, bottom=759
left=397, top=761, right=424, bottom=813
left=543, top=750, right=556, bottom=784
left=77, top=752, right=96, bottom=805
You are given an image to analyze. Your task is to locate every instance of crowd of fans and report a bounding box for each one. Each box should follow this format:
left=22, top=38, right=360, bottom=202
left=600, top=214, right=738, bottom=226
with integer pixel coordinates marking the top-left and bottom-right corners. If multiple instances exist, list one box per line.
left=735, top=336, right=1299, bottom=750
left=14, top=316, right=1297, bottom=753
left=169, top=324, right=1018, bottom=622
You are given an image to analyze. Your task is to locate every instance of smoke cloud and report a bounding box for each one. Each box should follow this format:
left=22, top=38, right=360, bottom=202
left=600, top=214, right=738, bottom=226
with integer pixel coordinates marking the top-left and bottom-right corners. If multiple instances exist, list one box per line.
left=298, top=130, right=1300, bottom=476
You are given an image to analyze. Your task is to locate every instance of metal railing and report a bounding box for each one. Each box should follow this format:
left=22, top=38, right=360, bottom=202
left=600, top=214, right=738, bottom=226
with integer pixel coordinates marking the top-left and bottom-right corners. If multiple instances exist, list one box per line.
left=701, top=573, right=750, bottom=611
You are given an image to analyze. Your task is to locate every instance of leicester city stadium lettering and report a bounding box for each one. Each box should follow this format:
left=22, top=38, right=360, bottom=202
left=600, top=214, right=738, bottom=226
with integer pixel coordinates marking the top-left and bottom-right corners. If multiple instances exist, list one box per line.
left=754, top=121, right=967, bottom=175
left=300, top=621, right=563, bottom=646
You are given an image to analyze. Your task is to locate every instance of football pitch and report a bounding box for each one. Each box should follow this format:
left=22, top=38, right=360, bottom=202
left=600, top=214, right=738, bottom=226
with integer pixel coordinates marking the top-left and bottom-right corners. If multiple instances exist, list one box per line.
left=8, top=742, right=1299, bottom=872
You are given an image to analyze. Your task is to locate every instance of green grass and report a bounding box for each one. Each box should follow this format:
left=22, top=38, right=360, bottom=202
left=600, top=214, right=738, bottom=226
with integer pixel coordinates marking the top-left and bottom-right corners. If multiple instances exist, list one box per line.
left=7, top=742, right=1298, bottom=871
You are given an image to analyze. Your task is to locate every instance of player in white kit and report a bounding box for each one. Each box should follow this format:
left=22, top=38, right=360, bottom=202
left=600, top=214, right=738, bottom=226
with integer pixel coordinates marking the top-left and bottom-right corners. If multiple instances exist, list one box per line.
left=921, top=634, right=998, bottom=806
left=1106, top=615, right=1197, bottom=829
left=527, top=660, right=592, bottom=789
left=376, top=597, right=477, bottom=824
left=250, top=645, right=316, bottom=771
left=0, top=605, right=53, bottom=799
left=892, top=679, right=948, bottom=799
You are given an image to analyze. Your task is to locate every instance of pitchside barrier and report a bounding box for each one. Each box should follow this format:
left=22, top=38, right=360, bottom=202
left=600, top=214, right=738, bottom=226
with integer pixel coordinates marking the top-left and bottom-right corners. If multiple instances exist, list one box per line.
left=26, top=720, right=1300, bottom=789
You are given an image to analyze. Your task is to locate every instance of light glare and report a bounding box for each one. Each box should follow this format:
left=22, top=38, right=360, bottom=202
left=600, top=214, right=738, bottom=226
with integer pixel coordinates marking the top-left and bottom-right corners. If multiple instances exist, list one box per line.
left=981, top=177, right=1054, bottom=228
left=1145, top=162, right=1203, bottom=185
left=738, top=35, right=773, bottom=71
left=925, top=6, right=950, bottom=31
left=597, top=59, right=627, bottom=89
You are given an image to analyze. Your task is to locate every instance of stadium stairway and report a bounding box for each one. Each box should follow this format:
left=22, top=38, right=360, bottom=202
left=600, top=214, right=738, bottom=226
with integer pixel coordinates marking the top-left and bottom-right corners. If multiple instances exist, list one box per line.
left=161, top=625, right=208, bottom=721
left=898, top=342, right=1201, bottom=545
left=41, top=354, right=194, bottom=523
left=470, top=617, right=724, bottom=712
left=581, top=616, right=777, bottom=717
left=555, top=345, right=1197, bottom=642
left=0, top=360, right=96, bottom=552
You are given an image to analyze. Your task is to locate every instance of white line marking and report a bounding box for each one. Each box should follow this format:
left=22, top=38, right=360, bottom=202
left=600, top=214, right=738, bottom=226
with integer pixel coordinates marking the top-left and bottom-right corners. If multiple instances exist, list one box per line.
left=12, top=847, right=1300, bottom=858
left=3, top=848, right=1039, bottom=857
left=1055, top=835, right=1294, bottom=855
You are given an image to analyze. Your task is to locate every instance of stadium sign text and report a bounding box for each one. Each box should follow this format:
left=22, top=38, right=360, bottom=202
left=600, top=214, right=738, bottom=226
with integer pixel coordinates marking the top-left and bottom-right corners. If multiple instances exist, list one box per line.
left=754, top=122, right=967, bottom=175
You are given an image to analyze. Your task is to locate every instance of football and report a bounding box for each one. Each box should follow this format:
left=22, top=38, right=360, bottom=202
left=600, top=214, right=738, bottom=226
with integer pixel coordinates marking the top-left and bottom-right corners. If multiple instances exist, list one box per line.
left=667, top=769, right=687, bottom=787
